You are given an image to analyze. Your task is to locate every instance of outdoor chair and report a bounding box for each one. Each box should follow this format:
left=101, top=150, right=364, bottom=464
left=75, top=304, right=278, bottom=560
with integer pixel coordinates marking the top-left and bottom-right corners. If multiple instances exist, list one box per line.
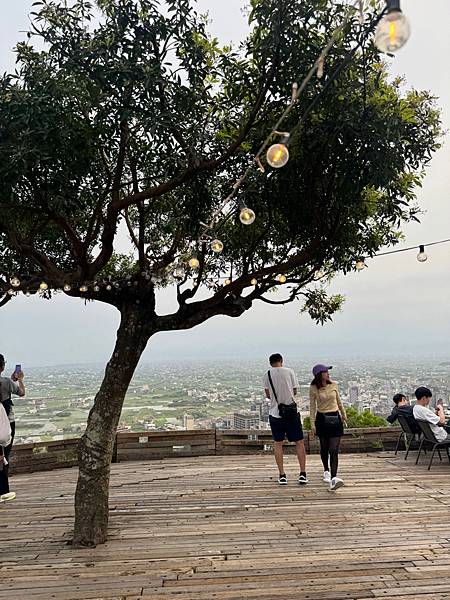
left=395, top=414, right=423, bottom=460
left=415, top=420, right=450, bottom=470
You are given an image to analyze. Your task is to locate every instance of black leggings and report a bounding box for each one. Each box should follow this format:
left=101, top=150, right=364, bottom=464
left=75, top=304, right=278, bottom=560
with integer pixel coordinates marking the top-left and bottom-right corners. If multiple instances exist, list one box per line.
left=0, top=421, right=15, bottom=495
left=319, top=435, right=341, bottom=479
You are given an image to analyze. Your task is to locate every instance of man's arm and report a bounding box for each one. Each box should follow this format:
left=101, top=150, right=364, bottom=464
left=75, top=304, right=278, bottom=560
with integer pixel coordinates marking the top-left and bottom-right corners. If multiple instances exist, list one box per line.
left=386, top=410, right=397, bottom=424
left=11, top=370, right=25, bottom=397
left=293, top=387, right=297, bottom=397
left=436, top=405, right=446, bottom=425
left=264, top=388, right=271, bottom=400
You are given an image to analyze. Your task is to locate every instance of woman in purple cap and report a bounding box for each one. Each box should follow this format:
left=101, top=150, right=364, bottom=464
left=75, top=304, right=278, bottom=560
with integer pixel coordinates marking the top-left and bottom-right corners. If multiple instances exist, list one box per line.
left=309, top=364, right=347, bottom=490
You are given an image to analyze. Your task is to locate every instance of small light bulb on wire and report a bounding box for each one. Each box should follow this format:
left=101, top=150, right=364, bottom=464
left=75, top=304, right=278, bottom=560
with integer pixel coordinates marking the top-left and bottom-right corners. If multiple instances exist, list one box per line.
left=10, top=276, right=20, bottom=288
left=188, top=256, right=200, bottom=269
left=355, top=259, right=366, bottom=271
left=39, top=281, right=48, bottom=291
left=239, top=203, right=256, bottom=225
left=251, top=278, right=257, bottom=286
left=277, top=274, right=287, bottom=283
left=417, top=245, right=428, bottom=263
left=224, top=278, right=231, bottom=286
left=374, top=0, right=411, bottom=53
left=25, top=290, right=31, bottom=297
left=93, top=284, right=100, bottom=292
left=79, top=284, right=88, bottom=292
left=266, top=138, right=290, bottom=169
left=210, top=239, right=224, bottom=254
left=63, top=283, right=71, bottom=292
left=106, top=284, right=112, bottom=291
left=314, top=269, right=325, bottom=281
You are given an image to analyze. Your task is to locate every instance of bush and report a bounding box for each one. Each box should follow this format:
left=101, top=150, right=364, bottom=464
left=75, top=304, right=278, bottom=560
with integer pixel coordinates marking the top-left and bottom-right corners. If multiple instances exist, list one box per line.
left=346, top=407, right=387, bottom=428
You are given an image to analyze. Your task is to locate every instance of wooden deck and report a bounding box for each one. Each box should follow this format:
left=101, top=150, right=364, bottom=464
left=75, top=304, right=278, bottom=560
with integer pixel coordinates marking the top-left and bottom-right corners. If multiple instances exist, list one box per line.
left=1, top=452, right=450, bottom=600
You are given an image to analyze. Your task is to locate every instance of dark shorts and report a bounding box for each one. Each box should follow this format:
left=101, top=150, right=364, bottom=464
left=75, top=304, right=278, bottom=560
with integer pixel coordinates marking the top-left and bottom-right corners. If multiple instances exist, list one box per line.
left=269, top=414, right=304, bottom=442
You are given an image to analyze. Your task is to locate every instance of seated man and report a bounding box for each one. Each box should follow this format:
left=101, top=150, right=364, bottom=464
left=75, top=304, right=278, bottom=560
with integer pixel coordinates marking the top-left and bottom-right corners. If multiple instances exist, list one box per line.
left=413, top=387, right=450, bottom=442
left=387, top=393, right=421, bottom=433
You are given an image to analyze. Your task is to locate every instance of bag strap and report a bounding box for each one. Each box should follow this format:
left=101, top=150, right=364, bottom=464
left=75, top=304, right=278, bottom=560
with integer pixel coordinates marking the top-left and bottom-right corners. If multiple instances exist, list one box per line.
left=267, top=370, right=279, bottom=404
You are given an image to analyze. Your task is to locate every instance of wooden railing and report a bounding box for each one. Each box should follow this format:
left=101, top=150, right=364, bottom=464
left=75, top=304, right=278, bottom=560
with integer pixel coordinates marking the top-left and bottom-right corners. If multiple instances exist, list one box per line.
left=10, top=426, right=401, bottom=475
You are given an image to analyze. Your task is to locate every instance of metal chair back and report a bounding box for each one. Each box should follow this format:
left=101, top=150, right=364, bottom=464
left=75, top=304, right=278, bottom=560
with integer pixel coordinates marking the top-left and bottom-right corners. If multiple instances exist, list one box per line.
left=397, top=414, right=416, bottom=435
left=416, top=419, right=439, bottom=444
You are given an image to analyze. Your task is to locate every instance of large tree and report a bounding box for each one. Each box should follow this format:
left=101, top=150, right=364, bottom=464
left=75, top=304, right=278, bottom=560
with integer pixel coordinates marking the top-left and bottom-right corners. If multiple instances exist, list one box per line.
left=0, top=0, right=441, bottom=546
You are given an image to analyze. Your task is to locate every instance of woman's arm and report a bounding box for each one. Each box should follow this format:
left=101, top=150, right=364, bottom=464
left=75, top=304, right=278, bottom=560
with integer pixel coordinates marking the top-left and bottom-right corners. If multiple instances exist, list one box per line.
left=309, top=386, right=317, bottom=431
left=335, top=385, right=347, bottom=422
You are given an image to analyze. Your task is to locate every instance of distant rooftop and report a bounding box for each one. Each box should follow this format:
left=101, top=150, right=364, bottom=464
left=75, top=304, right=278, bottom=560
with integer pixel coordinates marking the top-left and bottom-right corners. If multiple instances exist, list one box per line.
left=1, top=452, right=450, bottom=599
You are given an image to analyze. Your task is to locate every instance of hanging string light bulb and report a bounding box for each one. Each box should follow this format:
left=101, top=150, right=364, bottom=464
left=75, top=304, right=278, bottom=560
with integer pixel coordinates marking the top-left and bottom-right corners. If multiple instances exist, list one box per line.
left=10, top=276, right=20, bottom=288
left=314, top=269, right=325, bottom=281
left=277, top=274, right=287, bottom=283
left=417, top=245, right=428, bottom=263
left=93, top=284, right=100, bottom=292
left=63, top=283, right=71, bottom=292
left=188, top=255, right=200, bottom=269
left=39, top=281, right=48, bottom=291
left=250, top=278, right=257, bottom=286
left=79, top=284, right=88, bottom=292
left=210, top=239, right=224, bottom=254
left=374, top=0, right=411, bottom=53
left=355, top=259, right=366, bottom=271
left=267, top=133, right=290, bottom=169
left=25, top=290, right=31, bottom=297
left=224, top=278, right=231, bottom=286
left=238, top=200, right=256, bottom=225
left=106, top=283, right=112, bottom=291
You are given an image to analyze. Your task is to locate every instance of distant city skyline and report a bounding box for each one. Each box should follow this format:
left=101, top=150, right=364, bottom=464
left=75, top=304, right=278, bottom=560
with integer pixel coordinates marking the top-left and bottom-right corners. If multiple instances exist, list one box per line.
left=0, top=0, right=449, bottom=367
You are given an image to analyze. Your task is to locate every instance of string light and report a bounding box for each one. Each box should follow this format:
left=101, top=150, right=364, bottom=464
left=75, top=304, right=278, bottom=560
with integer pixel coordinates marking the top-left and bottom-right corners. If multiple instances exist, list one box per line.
left=63, top=284, right=71, bottom=292
left=355, top=259, right=366, bottom=271
left=374, top=0, right=410, bottom=53
left=314, top=269, right=325, bottom=281
left=277, top=274, right=287, bottom=283
left=238, top=202, right=256, bottom=225
left=224, top=278, right=231, bottom=286
left=10, top=276, right=20, bottom=288
left=210, top=239, right=224, bottom=254
left=79, top=284, right=88, bottom=292
left=106, top=284, right=112, bottom=291
left=25, top=290, right=31, bottom=297
left=417, top=245, right=428, bottom=263
left=251, top=278, right=257, bottom=286
left=188, top=256, right=200, bottom=269
left=266, top=133, right=290, bottom=169
left=93, top=284, right=100, bottom=292
left=39, top=281, right=48, bottom=291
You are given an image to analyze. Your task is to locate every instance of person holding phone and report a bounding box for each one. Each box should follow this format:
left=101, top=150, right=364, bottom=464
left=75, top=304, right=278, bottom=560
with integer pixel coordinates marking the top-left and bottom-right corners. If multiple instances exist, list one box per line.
left=309, top=364, right=347, bottom=491
left=0, top=354, right=25, bottom=502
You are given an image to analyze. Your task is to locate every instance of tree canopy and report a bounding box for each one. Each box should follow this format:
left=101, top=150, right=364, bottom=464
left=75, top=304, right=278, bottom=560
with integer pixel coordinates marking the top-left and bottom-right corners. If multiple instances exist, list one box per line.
left=0, top=0, right=441, bottom=326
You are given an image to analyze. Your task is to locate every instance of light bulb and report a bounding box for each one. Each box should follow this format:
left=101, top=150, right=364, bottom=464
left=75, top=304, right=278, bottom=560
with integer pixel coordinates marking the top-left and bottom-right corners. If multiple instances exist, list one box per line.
left=277, top=274, right=287, bottom=283
left=173, top=268, right=184, bottom=279
left=210, top=239, right=224, bottom=253
left=224, top=278, right=231, bottom=286
left=93, top=285, right=100, bottom=292
left=25, top=290, right=31, bottom=297
left=374, top=7, right=410, bottom=53
left=314, top=269, right=325, bottom=281
left=63, top=284, right=71, bottom=292
left=239, top=206, right=256, bottom=225
left=106, top=284, right=112, bottom=291
left=79, top=284, right=88, bottom=292
left=417, top=245, right=428, bottom=263
left=250, top=278, right=257, bottom=286
left=39, top=281, right=48, bottom=291
left=267, top=143, right=289, bottom=169
left=10, top=276, right=20, bottom=288
left=188, top=256, right=200, bottom=269
left=355, top=260, right=366, bottom=271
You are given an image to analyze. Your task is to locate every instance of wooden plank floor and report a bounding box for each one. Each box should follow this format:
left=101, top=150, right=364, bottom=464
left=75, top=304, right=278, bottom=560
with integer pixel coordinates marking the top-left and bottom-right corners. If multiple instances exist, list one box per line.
left=1, top=452, right=450, bottom=600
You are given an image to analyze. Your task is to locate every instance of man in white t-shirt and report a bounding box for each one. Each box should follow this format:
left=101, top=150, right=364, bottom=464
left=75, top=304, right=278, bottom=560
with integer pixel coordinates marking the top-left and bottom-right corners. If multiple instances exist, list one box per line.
left=263, top=353, right=307, bottom=486
left=413, top=386, right=450, bottom=443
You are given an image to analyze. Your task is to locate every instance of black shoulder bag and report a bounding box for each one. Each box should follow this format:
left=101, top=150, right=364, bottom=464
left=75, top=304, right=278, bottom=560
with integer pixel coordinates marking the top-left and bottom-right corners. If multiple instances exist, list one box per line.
left=267, top=370, right=298, bottom=420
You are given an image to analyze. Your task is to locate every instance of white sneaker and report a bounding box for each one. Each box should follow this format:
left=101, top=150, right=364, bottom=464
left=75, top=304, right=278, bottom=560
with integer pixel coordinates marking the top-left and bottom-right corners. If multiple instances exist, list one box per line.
left=0, top=491, right=16, bottom=502
left=323, top=470, right=331, bottom=483
left=329, top=477, right=344, bottom=491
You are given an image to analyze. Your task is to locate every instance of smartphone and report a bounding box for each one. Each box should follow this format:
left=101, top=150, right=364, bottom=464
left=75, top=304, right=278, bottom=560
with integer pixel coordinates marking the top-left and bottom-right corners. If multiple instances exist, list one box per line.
left=14, top=364, right=21, bottom=374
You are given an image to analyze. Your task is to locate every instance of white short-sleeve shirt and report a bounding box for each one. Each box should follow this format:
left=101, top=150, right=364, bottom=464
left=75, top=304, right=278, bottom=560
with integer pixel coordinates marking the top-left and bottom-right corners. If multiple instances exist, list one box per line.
left=413, top=404, right=448, bottom=442
left=263, top=367, right=299, bottom=418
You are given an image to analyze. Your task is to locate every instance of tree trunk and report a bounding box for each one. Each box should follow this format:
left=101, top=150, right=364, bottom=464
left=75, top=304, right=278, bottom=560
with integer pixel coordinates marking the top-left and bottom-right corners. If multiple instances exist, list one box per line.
left=72, top=302, right=152, bottom=547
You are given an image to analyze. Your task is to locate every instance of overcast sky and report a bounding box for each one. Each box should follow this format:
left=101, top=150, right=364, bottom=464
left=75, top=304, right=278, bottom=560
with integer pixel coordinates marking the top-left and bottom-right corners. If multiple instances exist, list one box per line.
left=0, top=0, right=449, bottom=368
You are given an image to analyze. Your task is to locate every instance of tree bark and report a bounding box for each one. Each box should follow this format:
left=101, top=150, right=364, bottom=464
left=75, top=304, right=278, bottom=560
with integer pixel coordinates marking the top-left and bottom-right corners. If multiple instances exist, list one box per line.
left=72, top=302, right=152, bottom=547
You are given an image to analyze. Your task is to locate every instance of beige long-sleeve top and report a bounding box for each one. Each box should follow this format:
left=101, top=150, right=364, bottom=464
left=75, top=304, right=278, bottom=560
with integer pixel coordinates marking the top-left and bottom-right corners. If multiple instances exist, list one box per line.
left=309, top=382, right=347, bottom=423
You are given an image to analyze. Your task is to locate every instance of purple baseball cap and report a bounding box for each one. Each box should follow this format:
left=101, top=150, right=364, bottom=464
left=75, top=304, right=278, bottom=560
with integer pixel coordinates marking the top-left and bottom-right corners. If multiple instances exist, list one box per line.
left=312, top=364, right=332, bottom=376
